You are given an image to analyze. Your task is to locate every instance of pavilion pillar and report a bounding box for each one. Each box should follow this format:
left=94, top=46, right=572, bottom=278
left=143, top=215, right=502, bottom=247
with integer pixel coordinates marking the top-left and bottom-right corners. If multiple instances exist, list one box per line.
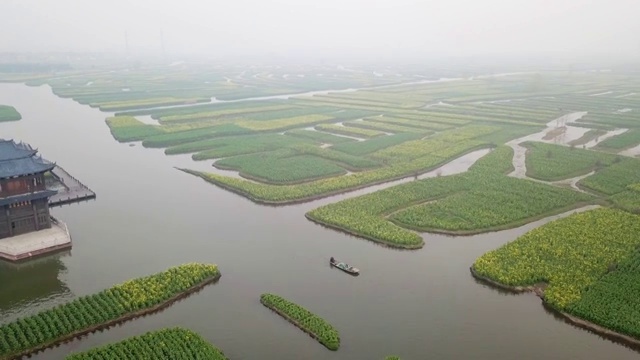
left=33, top=202, right=40, bottom=230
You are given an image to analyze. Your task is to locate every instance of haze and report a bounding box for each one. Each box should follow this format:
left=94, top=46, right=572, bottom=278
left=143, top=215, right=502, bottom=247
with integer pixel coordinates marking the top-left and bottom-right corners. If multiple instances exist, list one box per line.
left=1, top=0, right=640, bottom=61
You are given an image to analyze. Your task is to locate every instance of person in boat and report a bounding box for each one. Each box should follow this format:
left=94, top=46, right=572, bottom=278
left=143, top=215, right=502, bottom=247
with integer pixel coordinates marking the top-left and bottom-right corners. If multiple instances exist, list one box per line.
left=330, top=257, right=335, bottom=263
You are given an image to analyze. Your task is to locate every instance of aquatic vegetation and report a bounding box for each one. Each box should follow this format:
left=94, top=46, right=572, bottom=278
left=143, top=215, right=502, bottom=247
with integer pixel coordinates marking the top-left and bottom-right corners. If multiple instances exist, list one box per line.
left=316, top=123, right=386, bottom=138
left=66, top=328, right=228, bottom=360
left=260, top=293, right=340, bottom=350
left=0, top=105, right=21, bottom=122
left=579, top=157, right=640, bottom=195
left=384, top=357, right=401, bottom=360
left=472, top=208, right=640, bottom=309
left=0, top=263, right=220, bottom=359
left=523, top=141, right=618, bottom=181
left=105, top=116, right=164, bottom=142
left=331, top=133, right=424, bottom=156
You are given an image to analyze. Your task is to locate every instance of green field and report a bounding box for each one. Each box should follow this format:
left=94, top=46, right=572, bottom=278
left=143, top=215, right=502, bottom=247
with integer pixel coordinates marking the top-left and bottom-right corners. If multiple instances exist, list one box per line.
left=0, top=105, right=21, bottom=122
left=306, top=146, right=593, bottom=247
left=185, top=130, right=493, bottom=204
left=596, top=129, right=640, bottom=151
left=215, top=150, right=347, bottom=184
left=260, top=293, right=340, bottom=350
left=472, top=208, right=640, bottom=310
left=6, top=59, right=640, bottom=355
left=578, top=157, right=640, bottom=195
left=330, top=133, right=424, bottom=156
left=0, top=263, right=220, bottom=359
left=523, top=141, right=619, bottom=181
left=105, top=116, right=165, bottom=142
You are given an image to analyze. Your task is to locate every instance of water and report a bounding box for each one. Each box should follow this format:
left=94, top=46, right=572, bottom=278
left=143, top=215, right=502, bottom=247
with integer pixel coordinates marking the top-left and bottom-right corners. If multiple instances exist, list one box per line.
left=0, top=84, right=637, bottom=359
left=507, top=112, right=588, bottom=179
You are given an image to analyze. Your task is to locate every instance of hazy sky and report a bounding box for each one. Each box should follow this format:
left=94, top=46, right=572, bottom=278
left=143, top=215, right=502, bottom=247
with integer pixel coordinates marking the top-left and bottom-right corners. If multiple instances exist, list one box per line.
left=1, top=0, right=639, bottom=60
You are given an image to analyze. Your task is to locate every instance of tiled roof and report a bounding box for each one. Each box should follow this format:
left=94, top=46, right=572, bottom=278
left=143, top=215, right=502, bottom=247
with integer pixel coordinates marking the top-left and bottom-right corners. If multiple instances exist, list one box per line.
left=0, top=139, right=37, bottom=161
left=0, top=190, right=58, bottom=206
left=0, top=139, right=55, bottom=178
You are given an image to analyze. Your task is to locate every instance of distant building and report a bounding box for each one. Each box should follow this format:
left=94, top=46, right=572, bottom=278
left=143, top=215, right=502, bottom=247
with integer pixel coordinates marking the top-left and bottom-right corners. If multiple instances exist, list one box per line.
left=0, top=140, right=57, bottom=239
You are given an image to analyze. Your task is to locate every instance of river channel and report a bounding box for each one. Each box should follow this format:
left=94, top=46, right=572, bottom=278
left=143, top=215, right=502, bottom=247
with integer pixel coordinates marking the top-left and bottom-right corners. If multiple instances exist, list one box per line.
left=0, top=83, right=637, bottom=359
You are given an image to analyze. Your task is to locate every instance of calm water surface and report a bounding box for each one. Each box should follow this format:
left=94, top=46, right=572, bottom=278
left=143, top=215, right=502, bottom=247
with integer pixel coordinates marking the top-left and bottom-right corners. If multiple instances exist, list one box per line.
left=0, top=83, right=637, bottom=360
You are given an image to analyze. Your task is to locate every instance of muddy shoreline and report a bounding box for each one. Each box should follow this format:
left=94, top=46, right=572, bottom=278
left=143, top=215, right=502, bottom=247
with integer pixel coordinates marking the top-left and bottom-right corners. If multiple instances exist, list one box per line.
left=2, top=272, right=222, bottom=360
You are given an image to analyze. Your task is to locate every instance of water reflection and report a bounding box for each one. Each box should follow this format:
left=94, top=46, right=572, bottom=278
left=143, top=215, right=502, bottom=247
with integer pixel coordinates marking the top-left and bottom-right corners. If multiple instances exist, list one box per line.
left=0, top=251, right=72, bottom=322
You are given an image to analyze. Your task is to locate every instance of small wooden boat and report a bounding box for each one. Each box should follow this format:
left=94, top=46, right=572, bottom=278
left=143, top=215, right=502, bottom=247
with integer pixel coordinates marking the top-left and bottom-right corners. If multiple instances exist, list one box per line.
left=330, top=258, right=360, bottom=275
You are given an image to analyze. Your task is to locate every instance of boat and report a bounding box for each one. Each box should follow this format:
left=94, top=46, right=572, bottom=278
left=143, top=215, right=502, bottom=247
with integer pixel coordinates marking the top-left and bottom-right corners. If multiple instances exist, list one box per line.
left=330, top=257, right=360, bottom=275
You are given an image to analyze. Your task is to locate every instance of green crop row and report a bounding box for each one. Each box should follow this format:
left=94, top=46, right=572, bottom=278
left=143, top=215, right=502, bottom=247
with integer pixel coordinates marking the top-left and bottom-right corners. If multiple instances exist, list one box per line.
left=331, top=133, right=424, bottom=156
left=284, top=129, right=356, bottom=144
left=184, top=137, right=489, bottom=204
left=289, top=143, right=381, bottom=170
left=0, top=105, right=21, bottom=122
left=159, top=104, right=295, bottom=122
left=308, top=94, right=421, bottom=109
left=315, top=124, right=386, bottom=138
left=468, top=145, right=515, bottom=175
left=215, top=150, right=347, bottom=184
left=94, top=97, right=209, bottom=112
left=371, top=125, right=498, bottom=162
left=472, top=208, right=640, bottom=310
left=142, top=124, right=250, bottom=148
left=66, top=328, right=228, bottom=360
left=307, top=147, right=592, bottom=247
left=523, top=141, right=619, bottom=181
left=260, top=293, right=340, bottom=350
left=365, top=116, right=453, bottom=130
left=0, top=263, right=220, bottom=359
left=392, top=112, right=470, bottom=126
left=389, top=174, right=592, bottom=233
left=236, top=114, right=335, bottom=131
left=579, top=113, right=640, bottom=129
left=105, top=116, right=165, bottom=142
left=578, top=157, right=640, bottom=195
left=596, top=129, right=640, bottom=150
left=567, top=250, right=640, bottom=339
left=164, top=133, right=309, bottom=157
left=344, top=120, right=429, bottom=134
